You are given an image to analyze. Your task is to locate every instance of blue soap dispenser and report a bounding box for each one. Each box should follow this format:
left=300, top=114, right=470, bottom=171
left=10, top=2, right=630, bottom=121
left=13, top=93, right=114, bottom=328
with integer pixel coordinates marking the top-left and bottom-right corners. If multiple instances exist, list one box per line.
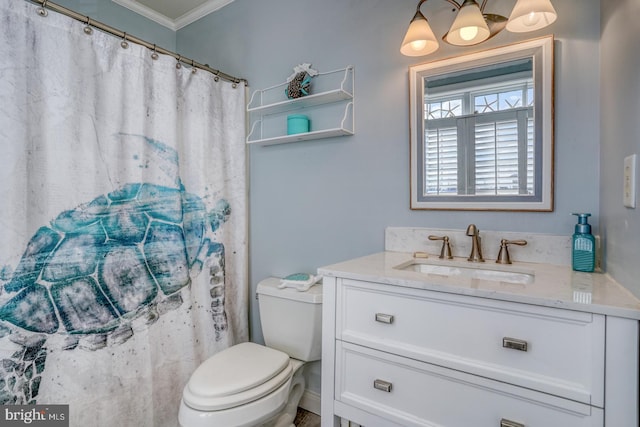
left=572, top=213, right=595, bottom=272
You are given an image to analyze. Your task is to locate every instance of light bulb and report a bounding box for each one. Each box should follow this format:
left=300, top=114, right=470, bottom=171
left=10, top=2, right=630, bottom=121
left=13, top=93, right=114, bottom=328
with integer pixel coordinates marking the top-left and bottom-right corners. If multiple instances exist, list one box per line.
left=524, top=11, right=541, bottom=27
left=410, top=39, right=428, bottom=51
left=459, top=26, right=479, bottom=41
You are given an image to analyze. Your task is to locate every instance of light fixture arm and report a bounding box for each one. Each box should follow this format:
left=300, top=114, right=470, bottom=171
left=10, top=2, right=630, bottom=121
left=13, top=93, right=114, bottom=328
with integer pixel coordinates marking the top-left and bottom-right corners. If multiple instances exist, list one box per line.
left=414, top=0, right=494, bottom=13
left=414, top=0, right=465, bottom=13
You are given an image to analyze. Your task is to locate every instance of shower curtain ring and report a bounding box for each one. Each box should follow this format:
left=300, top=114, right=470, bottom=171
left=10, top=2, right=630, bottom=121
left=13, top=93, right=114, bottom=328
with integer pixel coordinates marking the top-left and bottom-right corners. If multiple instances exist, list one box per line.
left=37, top=0, right=48, bottom=17
left=176, top=55, right=182, bottom=69
left=191, top=60, right=197, bottom=74
left=151, top=45, right=159, bottom=60
left=83, top=17, right=93, bottom=35
left=120, top=33, right=129, bottom=49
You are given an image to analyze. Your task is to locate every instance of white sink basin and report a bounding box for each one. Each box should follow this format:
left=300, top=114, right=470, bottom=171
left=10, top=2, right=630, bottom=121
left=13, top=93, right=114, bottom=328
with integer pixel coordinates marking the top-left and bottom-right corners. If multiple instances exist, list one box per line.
left=395, top=260, right=534, bottom=285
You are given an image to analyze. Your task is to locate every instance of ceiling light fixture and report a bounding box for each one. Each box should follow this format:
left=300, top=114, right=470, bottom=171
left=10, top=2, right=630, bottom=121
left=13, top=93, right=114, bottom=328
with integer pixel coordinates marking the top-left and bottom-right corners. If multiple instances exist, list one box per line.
left=401, top=0, right=557, bottom=56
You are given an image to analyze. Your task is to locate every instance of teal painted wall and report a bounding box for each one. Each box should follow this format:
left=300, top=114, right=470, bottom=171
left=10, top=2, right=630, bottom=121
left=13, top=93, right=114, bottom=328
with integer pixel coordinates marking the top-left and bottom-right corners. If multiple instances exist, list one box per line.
left=176, top=0, right=602, bottom=345
left=600, top=0, right=640, bottom=297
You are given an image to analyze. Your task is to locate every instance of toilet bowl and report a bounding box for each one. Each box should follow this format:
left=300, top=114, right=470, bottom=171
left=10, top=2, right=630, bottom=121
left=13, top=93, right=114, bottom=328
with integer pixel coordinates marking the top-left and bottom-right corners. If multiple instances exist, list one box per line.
left=178, top=277, right=322, bottom=427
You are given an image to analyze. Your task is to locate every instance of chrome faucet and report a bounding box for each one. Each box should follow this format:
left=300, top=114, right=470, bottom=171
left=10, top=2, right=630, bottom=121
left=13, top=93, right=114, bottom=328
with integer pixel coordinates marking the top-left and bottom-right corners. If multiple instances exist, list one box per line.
left=466, top=224, right=484, bottom=262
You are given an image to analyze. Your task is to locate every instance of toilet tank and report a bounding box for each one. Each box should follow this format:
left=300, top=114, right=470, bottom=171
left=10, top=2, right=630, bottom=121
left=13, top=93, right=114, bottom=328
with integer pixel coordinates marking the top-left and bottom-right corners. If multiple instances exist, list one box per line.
left=256, top=277, right=322, bottom=362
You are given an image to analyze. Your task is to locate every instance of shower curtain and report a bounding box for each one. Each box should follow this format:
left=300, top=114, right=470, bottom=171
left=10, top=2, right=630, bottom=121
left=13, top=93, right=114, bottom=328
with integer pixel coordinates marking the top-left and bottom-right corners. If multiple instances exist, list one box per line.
left=0, top=0, right=248, bottom=425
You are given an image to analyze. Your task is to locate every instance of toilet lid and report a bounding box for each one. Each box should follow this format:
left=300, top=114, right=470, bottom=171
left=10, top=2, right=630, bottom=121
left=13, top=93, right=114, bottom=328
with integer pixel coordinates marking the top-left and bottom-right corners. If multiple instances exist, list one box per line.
left=183, top=342, right=293, bottom=411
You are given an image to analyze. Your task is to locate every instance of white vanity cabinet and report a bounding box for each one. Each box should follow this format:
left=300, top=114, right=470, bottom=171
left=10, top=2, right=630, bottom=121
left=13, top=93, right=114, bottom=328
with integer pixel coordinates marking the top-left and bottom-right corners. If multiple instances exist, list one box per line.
left=320, top=254, right=640, bottom=427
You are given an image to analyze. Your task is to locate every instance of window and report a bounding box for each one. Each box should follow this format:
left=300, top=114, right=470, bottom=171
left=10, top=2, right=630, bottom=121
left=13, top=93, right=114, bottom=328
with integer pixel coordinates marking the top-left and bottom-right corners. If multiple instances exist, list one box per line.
left=409, top=37, right=554, bottom=210
left=424, top=71, right=534, bottom=197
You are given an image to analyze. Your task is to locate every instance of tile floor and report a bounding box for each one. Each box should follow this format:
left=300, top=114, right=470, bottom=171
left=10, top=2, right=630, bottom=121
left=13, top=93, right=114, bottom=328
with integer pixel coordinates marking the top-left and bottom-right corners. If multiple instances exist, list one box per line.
left=294, top=408, right=321, bottom=427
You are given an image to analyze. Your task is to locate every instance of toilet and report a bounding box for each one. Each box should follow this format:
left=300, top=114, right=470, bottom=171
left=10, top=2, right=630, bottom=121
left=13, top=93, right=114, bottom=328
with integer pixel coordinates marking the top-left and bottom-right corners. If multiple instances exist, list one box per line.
left=178, top=277, right=322, bottom=427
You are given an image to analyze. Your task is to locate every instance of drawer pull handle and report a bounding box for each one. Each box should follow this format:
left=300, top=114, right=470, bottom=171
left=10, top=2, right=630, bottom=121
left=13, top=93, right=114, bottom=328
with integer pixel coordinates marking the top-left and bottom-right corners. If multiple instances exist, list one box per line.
left=375, top=313, right=394, bottom=324
left=373, top=379, right=393, bottom=393
left=500, top=419, right=525, bottom=427
left=502, top=337, right=528, bottom=352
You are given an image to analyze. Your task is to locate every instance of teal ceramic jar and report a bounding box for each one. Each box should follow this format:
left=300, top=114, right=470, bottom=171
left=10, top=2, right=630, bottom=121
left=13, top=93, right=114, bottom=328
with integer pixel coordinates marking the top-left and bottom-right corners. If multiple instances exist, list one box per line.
left=287, top=114, right=310, bottom=135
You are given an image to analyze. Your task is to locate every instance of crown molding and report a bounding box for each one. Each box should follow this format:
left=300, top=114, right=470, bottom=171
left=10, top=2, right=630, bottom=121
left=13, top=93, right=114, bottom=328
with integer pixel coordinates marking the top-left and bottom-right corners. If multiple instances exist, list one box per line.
left=111, top=0, right=177, bottom=30
left=111, top=0, right=234, bottom=31
left=174, top=0, right=234, bottom=30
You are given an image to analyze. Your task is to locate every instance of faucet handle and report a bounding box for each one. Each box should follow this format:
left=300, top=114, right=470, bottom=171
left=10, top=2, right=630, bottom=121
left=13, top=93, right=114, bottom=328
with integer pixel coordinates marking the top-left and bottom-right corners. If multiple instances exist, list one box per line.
left=428, top=235, right=453, bottom=259
left=496, top=239, right=528, bottom=264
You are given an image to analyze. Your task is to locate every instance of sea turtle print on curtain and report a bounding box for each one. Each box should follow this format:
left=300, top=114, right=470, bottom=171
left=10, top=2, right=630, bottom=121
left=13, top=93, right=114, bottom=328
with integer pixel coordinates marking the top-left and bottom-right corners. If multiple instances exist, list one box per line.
left=0, top=139, right=231, bottom=405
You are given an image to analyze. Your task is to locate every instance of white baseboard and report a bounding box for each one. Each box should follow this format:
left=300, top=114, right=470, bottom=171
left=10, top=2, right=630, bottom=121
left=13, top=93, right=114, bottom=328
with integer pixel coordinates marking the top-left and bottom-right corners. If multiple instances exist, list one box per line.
left=299, top=389, right=321, bottom=415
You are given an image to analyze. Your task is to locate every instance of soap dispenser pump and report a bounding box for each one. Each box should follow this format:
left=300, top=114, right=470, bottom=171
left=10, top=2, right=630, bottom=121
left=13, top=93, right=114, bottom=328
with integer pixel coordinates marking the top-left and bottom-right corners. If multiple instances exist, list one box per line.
left=572, top=213, right=595, bottom=272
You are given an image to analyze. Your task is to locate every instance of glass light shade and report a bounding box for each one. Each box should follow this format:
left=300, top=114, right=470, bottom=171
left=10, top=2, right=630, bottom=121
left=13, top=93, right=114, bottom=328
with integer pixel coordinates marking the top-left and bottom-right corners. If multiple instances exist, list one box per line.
left=445, top=0, right=490, bottom=46
left=401, top=12, right=439, bottom=56
left=506, top=0, right=557, bottom=32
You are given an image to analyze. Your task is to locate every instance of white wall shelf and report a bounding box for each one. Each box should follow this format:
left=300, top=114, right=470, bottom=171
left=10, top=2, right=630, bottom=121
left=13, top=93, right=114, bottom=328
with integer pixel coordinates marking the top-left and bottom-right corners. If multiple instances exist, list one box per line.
left=246, top=66, right=354, bottom=146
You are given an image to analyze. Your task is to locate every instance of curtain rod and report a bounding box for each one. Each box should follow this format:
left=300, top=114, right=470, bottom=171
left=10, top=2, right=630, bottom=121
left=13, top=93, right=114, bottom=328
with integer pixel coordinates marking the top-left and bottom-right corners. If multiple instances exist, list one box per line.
left=29, top=0, right=248, bottom=86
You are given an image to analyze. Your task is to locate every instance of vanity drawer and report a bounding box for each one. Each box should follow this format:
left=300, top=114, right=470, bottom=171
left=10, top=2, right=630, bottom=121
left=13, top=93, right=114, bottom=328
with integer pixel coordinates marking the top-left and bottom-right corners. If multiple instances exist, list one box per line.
left=336, top=279, right=605, bottom=406
left=336, top=341, right=603, bottom=427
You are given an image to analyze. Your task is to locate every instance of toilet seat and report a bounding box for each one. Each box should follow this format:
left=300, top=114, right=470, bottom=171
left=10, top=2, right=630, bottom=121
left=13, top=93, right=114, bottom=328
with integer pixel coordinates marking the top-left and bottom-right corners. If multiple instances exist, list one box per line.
left=183, top=342, right=293, bottom=411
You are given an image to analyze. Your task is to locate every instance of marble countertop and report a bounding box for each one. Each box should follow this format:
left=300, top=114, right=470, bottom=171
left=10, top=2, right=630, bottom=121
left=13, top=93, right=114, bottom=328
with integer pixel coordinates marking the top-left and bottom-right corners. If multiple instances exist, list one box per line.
left=318, top=251, right=640, bottom=320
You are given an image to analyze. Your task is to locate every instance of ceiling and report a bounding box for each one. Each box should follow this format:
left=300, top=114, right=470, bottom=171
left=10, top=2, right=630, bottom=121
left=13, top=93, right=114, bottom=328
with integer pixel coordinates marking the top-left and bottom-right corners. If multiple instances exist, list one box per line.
left=111, top=0, right=234, bottom=31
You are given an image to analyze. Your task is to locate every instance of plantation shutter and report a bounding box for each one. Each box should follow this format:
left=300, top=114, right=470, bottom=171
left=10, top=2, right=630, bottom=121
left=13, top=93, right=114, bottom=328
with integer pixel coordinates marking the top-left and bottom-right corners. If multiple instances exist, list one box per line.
left=475, top=118, right=520, bottom=195
left=425, top=108, right=533, bottom=196
left=425, top=126, right=458, bottom=195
